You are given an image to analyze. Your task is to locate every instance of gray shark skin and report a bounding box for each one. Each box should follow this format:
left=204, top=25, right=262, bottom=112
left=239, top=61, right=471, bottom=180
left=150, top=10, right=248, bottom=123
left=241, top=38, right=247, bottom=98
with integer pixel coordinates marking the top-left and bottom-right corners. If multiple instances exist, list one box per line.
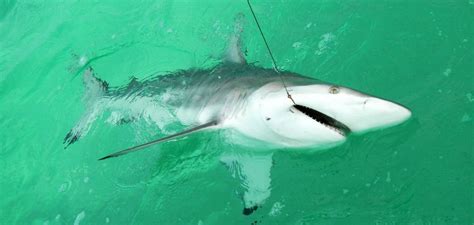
left=107, top=63, right=305, bottom=123
left=64, top=18, right=411, bottom=215
left=64, top=63, right=315, bottom=147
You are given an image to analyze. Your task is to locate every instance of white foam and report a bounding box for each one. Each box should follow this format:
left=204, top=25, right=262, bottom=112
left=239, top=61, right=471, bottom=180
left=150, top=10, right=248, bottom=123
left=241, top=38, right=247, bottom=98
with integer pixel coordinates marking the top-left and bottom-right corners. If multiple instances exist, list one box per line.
left=269, top=202, right=284, bottom=216
left=79, top=56, right=87, bottom=66
left=461, top=113, right=471, bottom=122
left=443, top=68, right=451, bottom=76
left=315, top=33, right=336, bottom=55
left=73, top=211, right=85, bottom=225
left=58, top=181, right=71, bottom=193
left=292, top=42, right=302, bottom=49
left=466, top=93, right=473, bottom=102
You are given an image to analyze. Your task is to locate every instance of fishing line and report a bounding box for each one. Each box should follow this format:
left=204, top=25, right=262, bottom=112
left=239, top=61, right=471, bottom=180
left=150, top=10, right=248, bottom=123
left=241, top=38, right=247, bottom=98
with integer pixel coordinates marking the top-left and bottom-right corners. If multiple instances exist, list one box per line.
left=246, top=0, right=296, bottom=104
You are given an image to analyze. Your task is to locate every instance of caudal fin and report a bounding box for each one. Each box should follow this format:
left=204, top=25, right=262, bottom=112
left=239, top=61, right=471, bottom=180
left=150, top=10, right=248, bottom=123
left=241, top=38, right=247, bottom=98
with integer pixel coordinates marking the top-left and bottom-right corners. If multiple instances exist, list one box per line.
left=64, top=67, right=108, bottom=148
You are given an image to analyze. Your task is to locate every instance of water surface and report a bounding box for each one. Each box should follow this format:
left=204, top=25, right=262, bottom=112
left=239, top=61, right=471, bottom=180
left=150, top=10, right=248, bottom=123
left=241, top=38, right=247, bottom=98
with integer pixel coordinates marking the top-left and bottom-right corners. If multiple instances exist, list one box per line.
left=1, top=1, right=472, bottom=224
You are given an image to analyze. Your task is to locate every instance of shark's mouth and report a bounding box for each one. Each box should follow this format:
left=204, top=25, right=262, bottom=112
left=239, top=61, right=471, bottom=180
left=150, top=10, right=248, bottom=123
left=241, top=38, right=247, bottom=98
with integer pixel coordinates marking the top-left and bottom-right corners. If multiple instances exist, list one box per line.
left=293, top=104, right=351, bottom=136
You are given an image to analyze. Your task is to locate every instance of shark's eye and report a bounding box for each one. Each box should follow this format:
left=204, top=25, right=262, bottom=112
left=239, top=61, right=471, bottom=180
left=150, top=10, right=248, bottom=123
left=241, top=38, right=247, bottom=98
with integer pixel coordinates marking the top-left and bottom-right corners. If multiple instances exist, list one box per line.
left=329, top=86, right=340, bottom=94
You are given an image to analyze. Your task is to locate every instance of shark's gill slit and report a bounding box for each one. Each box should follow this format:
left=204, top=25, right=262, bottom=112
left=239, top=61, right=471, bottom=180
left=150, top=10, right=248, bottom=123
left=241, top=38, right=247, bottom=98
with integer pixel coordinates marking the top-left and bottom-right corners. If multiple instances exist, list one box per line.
left=293, top=104, right=351, bottom=135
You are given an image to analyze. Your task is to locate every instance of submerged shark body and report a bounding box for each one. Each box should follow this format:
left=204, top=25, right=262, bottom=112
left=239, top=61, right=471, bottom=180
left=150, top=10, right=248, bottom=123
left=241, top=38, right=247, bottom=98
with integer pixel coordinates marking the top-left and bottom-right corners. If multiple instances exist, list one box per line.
left=65, top=20, right=411, bottom=215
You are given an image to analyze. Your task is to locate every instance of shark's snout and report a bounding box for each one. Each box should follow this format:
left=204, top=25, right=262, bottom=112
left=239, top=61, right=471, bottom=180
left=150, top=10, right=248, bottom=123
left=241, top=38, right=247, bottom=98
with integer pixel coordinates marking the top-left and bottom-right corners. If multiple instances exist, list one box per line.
left=348, top=97, right=411, bottom=132
left=368, top=98, right=411, bottom=122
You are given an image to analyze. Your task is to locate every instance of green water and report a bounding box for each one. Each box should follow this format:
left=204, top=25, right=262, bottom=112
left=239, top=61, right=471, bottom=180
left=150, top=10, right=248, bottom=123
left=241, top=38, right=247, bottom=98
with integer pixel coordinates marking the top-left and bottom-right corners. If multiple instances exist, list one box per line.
left=1, top=1, right=473, bottom=224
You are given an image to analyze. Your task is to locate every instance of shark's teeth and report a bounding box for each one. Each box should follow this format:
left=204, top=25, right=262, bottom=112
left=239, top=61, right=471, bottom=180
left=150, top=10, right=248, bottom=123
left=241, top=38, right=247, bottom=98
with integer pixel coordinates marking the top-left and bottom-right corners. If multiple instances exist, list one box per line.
left=293, top=104, right=350, bottom=136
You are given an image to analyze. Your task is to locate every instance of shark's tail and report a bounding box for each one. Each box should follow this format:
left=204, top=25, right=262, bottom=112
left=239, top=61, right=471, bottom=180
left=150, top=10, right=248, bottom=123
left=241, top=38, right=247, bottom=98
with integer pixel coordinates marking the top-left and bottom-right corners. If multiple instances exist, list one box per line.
left=64, top=67, right=109, bottom=148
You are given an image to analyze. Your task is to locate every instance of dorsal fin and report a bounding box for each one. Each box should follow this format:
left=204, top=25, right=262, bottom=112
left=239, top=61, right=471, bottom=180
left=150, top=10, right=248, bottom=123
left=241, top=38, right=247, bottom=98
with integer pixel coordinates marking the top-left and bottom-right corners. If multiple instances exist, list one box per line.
left=98, top=120, right=219, bottom=160
left=224, top=13, right=246, bottom=64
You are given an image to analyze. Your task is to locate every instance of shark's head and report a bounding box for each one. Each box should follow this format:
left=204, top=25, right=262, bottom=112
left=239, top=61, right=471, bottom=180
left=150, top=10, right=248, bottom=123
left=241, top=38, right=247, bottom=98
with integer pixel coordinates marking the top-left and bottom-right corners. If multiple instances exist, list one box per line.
left=243, top=80, right=411, bottom=148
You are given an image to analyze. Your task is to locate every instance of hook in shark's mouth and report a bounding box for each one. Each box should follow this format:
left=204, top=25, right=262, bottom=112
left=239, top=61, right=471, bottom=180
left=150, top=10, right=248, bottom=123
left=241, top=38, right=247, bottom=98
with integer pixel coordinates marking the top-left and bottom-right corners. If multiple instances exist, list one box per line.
left=293, top=104, right=351, bottom=136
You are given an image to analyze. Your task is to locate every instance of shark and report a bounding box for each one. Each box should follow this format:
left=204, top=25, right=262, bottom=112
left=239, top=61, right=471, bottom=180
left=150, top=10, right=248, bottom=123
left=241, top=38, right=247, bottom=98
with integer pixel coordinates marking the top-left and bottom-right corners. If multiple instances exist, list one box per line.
left=64, top=17, right=411, bottom=215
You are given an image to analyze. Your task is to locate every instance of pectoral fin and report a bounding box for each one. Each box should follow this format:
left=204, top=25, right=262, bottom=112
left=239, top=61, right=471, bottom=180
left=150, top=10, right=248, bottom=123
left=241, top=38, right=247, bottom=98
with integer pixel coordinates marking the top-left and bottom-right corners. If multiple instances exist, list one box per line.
left=220, top=153, right=273, bottom=215
left=98, top=120, right=219, bottom=160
